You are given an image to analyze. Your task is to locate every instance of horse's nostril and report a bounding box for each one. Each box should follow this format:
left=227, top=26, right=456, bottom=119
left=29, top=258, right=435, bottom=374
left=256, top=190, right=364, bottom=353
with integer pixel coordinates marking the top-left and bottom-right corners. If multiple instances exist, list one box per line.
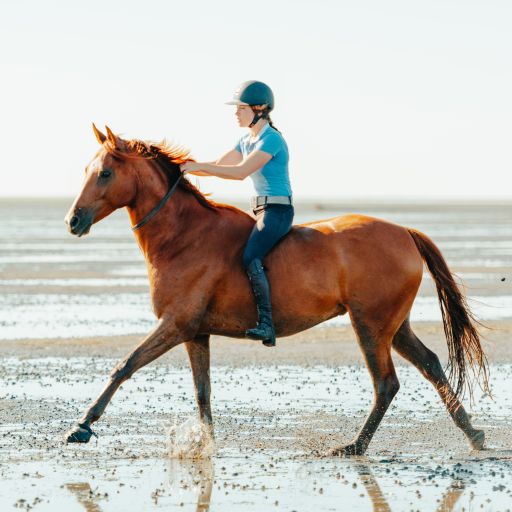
left=70, top=215, right=79, bottom=228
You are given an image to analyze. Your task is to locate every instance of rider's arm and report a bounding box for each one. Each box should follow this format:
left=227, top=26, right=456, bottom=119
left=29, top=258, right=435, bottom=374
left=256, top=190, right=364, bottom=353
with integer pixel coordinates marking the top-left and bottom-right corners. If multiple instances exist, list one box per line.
left=182, top=150, right=272, bottom=180
left=184, top=149, right=243, bottom=176
left=215, top=149, right=244, bottom=165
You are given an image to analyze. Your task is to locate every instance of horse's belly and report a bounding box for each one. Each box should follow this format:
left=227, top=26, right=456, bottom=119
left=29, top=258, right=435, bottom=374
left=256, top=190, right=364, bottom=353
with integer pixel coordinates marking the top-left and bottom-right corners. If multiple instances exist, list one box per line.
left=199, top=293, right=347, bottom=339
left=274, top=301, right=347, bottom=337
left=199, top=250, right=348, bottom=338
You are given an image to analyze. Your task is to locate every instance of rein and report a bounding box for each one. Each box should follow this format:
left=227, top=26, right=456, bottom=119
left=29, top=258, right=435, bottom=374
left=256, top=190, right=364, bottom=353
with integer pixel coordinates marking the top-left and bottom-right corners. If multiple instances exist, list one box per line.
left=131, top=173, right=183, bottom=231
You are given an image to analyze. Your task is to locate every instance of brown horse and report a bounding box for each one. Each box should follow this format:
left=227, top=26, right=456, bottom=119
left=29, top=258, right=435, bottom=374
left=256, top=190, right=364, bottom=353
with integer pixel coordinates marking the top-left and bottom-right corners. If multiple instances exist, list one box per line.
left=63, top=125, right=489, bottom=455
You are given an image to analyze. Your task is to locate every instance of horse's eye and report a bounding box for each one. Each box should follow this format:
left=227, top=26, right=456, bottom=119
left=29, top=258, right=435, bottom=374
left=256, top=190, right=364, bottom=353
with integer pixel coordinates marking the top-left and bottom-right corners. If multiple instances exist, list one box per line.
left=99, top=169, right=112, bottom=179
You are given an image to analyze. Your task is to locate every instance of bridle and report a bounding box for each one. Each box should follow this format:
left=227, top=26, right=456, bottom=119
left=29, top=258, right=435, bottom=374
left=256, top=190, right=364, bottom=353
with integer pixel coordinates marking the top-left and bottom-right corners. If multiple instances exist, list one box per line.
left=104, top=143, right=184, bottom=232
left=131, top=171, right=183, bottom=232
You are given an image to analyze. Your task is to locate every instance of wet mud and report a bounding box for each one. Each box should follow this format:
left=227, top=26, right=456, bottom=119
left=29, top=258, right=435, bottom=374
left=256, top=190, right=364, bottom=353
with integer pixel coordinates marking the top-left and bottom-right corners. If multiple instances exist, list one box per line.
left=1, top=341, right=512, bottom=511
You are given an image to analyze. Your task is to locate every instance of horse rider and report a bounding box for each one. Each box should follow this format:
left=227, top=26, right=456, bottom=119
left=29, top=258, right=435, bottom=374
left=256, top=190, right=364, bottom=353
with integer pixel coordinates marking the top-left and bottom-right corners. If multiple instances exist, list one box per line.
left=180, top=80, right=294, bottom=347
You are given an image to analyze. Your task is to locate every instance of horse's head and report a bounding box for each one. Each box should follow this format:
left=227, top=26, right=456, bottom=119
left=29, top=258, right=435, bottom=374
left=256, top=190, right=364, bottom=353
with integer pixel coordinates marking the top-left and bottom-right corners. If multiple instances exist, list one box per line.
left=65, top=125, right=140, bottom=236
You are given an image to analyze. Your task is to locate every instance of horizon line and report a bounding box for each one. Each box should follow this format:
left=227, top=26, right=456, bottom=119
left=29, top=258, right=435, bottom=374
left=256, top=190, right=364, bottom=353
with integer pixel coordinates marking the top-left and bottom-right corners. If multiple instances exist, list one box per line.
left=1, top=195, right=511, bottom=206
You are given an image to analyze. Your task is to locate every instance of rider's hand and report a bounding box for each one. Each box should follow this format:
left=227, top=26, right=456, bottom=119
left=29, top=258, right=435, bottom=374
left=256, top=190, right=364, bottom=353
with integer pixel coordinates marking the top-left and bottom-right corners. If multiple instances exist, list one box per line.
left=180, top=161, right=202, bottom=174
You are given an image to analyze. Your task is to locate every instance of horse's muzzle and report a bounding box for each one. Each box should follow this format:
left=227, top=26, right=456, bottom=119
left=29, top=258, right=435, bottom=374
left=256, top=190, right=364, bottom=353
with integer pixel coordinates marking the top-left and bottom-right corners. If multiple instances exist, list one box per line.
left=65, top=207, right=94, bottom=237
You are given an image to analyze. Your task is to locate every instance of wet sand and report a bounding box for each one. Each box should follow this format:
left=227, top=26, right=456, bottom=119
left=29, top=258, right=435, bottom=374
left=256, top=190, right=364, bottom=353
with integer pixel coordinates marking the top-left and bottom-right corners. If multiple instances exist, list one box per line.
left=1, top=199, right=511, bottom=509
left=2, top=321, right=512, bottom=511
left=2, top=320, right=511, bottom=364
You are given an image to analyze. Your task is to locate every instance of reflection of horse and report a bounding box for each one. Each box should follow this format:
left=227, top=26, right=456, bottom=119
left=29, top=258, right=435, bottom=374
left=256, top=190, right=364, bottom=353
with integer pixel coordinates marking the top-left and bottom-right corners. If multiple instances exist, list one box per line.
left=65, top=461, right=213, bottom=511
left=168, top=459, right=213, bottom=512
left=64, top=125, right=489, bottom=455
left=354, top=464, right=465, bottom=512
left=435, top=481, right=464, bottom=512
left=65, top=483, right=102, bottom=512
left=355, top=464, right=391, bottom=512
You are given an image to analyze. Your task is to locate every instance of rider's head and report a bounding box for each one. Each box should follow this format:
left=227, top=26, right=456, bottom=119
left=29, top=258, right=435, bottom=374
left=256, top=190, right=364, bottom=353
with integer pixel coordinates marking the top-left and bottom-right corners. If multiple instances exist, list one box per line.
left=226, top=80, right=274, bottom=128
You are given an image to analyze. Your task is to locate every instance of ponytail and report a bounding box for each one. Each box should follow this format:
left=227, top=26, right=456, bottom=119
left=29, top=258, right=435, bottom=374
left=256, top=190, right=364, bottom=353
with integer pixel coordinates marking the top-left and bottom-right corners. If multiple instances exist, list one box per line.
left=267, top=116, right=280, bottom=133
left=251, top=105, right=281, bottom=133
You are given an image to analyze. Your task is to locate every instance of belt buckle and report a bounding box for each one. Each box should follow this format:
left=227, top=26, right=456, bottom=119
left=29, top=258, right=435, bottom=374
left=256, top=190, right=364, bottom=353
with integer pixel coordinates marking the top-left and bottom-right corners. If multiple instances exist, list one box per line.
left=256, top=196, right=267, bottom=208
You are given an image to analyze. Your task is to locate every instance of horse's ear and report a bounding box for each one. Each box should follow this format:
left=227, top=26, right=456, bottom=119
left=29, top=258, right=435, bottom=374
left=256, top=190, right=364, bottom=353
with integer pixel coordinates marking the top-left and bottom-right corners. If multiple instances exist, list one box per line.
left=105, top=125, right=123, bottom=151
left=104, top=125, right=128, bottom=153
left=105, top=125, right=120, bottom=149
left=92, top=123, right=106, bottom=144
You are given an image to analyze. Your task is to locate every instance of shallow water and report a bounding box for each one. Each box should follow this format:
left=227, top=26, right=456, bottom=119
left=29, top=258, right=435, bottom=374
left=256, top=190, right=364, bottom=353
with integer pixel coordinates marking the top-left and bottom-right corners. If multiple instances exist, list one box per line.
left=1, top=292, right=511, bottom=340
left=6, top=453, right=512, bottom=511
left=1, top=359, right=512, bottom=511
left=1, top=200, right=511, bottom=339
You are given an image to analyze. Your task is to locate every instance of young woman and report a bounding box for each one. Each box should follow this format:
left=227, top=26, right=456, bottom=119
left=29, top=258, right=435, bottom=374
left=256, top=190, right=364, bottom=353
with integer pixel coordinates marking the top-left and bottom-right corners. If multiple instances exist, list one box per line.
left=180, top=80, right=293, bottom=347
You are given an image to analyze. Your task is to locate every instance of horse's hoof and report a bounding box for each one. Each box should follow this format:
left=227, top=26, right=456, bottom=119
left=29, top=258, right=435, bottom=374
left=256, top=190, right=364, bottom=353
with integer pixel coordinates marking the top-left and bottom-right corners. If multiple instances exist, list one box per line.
left=65, top=423, right=96, bottom=444
left=469, top=429, right=485, bottom=450
left=326, top=443, right=365, bottom=457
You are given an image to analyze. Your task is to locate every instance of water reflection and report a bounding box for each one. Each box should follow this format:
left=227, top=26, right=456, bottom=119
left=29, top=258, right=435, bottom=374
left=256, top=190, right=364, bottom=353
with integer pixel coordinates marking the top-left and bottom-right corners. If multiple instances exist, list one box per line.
left=355, top=463, right=391, bottom=512
left=354, top=463, right=465, bottom=512
left=65, top=482, right=102, bottom=512
left=65, top=460, right=214, bottom=511
left=60, top=458, right=489, bottom=512
left=168, top=458, right=214, bottom=512
left=435, top=481, right=464, bottom=512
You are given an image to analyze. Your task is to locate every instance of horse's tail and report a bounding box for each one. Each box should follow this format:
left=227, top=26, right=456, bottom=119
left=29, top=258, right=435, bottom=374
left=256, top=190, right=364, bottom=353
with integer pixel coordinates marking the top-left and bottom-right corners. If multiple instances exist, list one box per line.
left=408, top=228, right=490, bottom=401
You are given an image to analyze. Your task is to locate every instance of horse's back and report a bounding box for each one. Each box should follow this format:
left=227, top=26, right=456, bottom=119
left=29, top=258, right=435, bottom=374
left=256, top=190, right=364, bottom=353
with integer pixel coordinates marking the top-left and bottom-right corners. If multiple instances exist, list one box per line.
left=294, top=212, right=401, bottom=236
left=283, top=213, right=418, bottom=258
left=267, top=212, right=423, bottom=307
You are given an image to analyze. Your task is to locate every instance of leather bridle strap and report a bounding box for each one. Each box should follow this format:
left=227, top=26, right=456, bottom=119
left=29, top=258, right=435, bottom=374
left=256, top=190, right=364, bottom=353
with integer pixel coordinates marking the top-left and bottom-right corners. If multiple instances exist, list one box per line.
left=131, top=173, right=183, bottom=232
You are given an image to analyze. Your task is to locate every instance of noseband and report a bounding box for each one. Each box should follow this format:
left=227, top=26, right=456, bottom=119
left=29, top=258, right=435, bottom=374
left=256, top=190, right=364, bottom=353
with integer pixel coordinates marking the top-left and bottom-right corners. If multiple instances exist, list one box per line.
left=131, top=173, right=183, bottom=231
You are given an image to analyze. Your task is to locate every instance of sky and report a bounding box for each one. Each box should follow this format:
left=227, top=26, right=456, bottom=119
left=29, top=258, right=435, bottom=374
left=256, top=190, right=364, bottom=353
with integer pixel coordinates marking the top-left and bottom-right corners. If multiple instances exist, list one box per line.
left=1, top=0, right=511, bottom=201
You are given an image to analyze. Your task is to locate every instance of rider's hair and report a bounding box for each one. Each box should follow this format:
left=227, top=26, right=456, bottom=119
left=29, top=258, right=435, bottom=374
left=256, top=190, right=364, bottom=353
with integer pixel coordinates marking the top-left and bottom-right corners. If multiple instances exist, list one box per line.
left=251, top=105, right=280, bottom=133
left=267, top=117, right=280, bottom=133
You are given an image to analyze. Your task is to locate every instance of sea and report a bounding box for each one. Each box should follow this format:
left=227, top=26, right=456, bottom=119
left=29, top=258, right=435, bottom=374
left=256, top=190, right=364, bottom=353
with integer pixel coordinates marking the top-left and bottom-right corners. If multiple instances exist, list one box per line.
left=0, top=198, right=510, bottom=340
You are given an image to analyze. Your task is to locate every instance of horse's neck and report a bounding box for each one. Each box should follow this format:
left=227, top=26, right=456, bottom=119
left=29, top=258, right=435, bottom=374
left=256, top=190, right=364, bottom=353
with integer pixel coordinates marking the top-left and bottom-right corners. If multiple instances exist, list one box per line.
left=127, top=188, right=212, bottom=267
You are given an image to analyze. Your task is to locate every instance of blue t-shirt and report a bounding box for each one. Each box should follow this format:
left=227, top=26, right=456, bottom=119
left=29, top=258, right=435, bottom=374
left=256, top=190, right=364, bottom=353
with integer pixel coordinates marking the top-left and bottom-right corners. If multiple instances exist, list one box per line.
left=234, top=123, right=292, bottom=196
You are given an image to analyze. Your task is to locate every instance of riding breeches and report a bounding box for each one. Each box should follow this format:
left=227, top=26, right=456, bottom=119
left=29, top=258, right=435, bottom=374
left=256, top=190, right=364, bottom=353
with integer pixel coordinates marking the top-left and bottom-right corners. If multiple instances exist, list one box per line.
left=242, top=204, right=294, bottom=268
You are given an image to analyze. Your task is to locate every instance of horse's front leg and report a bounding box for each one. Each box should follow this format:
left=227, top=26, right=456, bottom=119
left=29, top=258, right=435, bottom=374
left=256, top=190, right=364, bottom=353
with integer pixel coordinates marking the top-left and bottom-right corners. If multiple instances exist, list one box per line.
left=65, top=320, right=185, bottom=443
left=184, top=335, right=212, bottom=427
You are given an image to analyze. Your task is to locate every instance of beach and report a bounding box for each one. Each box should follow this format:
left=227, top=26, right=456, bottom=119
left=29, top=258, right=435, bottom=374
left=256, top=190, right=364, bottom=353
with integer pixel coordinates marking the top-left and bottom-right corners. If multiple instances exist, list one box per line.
left=1, top=199, right=511, bottom=511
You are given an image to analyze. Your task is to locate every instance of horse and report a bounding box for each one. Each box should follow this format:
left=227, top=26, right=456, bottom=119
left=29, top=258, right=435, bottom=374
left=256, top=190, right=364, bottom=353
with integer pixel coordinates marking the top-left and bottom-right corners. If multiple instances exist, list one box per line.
left=63, top=124, right=489, bottom=456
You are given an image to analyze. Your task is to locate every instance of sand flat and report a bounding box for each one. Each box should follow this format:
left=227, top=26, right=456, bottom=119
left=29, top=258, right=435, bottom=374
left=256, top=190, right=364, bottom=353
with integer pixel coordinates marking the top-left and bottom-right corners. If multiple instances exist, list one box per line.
left=2, top=321, right=512, bottom=510
left=1, top=320, right=510, bottom=365
left=2, top=199, right=511, bottom=509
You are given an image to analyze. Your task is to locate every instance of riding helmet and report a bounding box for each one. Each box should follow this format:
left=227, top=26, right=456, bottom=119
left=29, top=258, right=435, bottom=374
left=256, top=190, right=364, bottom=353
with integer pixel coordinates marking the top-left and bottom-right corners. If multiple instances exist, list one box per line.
left=226, top=80, right=274, bottom=111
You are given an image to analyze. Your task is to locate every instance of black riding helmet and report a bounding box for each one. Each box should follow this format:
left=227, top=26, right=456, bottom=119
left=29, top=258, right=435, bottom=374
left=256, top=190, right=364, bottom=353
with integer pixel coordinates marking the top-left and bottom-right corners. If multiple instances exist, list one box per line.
left=226, top=80, right=274, bottom=127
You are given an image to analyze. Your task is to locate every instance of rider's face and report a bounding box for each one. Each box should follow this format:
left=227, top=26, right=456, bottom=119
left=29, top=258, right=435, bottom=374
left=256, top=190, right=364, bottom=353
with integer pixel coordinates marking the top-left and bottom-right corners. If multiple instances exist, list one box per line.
left=235, top=105, right=254, bottom=127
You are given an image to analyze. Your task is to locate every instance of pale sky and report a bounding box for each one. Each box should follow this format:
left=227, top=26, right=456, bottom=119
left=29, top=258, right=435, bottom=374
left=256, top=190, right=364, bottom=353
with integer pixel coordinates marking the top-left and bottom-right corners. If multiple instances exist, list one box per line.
left=1, top=0, right=511, bottom=200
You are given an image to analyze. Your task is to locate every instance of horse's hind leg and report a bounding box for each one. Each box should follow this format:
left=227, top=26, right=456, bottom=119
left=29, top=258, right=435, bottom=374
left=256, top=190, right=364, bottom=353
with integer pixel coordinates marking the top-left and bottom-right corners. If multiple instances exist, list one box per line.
left=392, top=319, right=484, bottom=450
left=184, top=334, right=213, bottom=427
left=329, top=319, right=400, bottom=456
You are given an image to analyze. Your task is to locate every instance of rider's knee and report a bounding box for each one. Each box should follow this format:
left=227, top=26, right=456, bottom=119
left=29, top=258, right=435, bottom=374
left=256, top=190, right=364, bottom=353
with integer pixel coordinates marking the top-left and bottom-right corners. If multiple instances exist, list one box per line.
left=243, top=256, right=264, bottom=274
left=242, top=253, right=252, bottom=269
left=242, top=251, right=260, bottom=270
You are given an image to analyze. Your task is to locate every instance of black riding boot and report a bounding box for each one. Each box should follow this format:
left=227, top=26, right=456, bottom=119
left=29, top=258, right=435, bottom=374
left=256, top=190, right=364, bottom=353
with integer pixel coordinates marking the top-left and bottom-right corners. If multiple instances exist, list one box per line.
left=245, top=259, right=276, bottom=347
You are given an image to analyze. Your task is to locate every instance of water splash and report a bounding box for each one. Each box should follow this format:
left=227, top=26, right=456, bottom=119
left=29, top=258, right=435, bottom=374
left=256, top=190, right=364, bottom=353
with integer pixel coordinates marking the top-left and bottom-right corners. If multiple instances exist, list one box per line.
left=168, top=417, right=215, bottom=459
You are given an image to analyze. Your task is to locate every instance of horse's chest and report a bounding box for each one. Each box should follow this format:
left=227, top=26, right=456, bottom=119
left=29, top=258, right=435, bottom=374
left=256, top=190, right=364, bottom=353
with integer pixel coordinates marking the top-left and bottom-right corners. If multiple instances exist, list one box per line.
left=148, top=278, right=170, bottom=319
left=148, top=274, right=187, bottom=319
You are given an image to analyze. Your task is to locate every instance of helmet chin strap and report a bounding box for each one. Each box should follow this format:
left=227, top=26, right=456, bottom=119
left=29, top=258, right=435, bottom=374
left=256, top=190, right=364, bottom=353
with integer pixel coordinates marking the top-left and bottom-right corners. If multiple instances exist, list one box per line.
left=249, top=112, right=263, bottom=128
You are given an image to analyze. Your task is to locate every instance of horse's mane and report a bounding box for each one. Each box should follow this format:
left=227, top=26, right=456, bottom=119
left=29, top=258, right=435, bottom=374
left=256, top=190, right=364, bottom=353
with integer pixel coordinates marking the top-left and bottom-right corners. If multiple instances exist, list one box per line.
left=118, top=138, right=223, bottom=211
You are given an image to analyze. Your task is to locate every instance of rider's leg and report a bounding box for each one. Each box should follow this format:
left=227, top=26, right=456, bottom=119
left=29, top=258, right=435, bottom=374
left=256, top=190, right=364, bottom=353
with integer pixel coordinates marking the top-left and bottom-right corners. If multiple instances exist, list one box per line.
left=245, top=258, right=275, bottom=345
left=242, top=204, right=294, bottom=346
